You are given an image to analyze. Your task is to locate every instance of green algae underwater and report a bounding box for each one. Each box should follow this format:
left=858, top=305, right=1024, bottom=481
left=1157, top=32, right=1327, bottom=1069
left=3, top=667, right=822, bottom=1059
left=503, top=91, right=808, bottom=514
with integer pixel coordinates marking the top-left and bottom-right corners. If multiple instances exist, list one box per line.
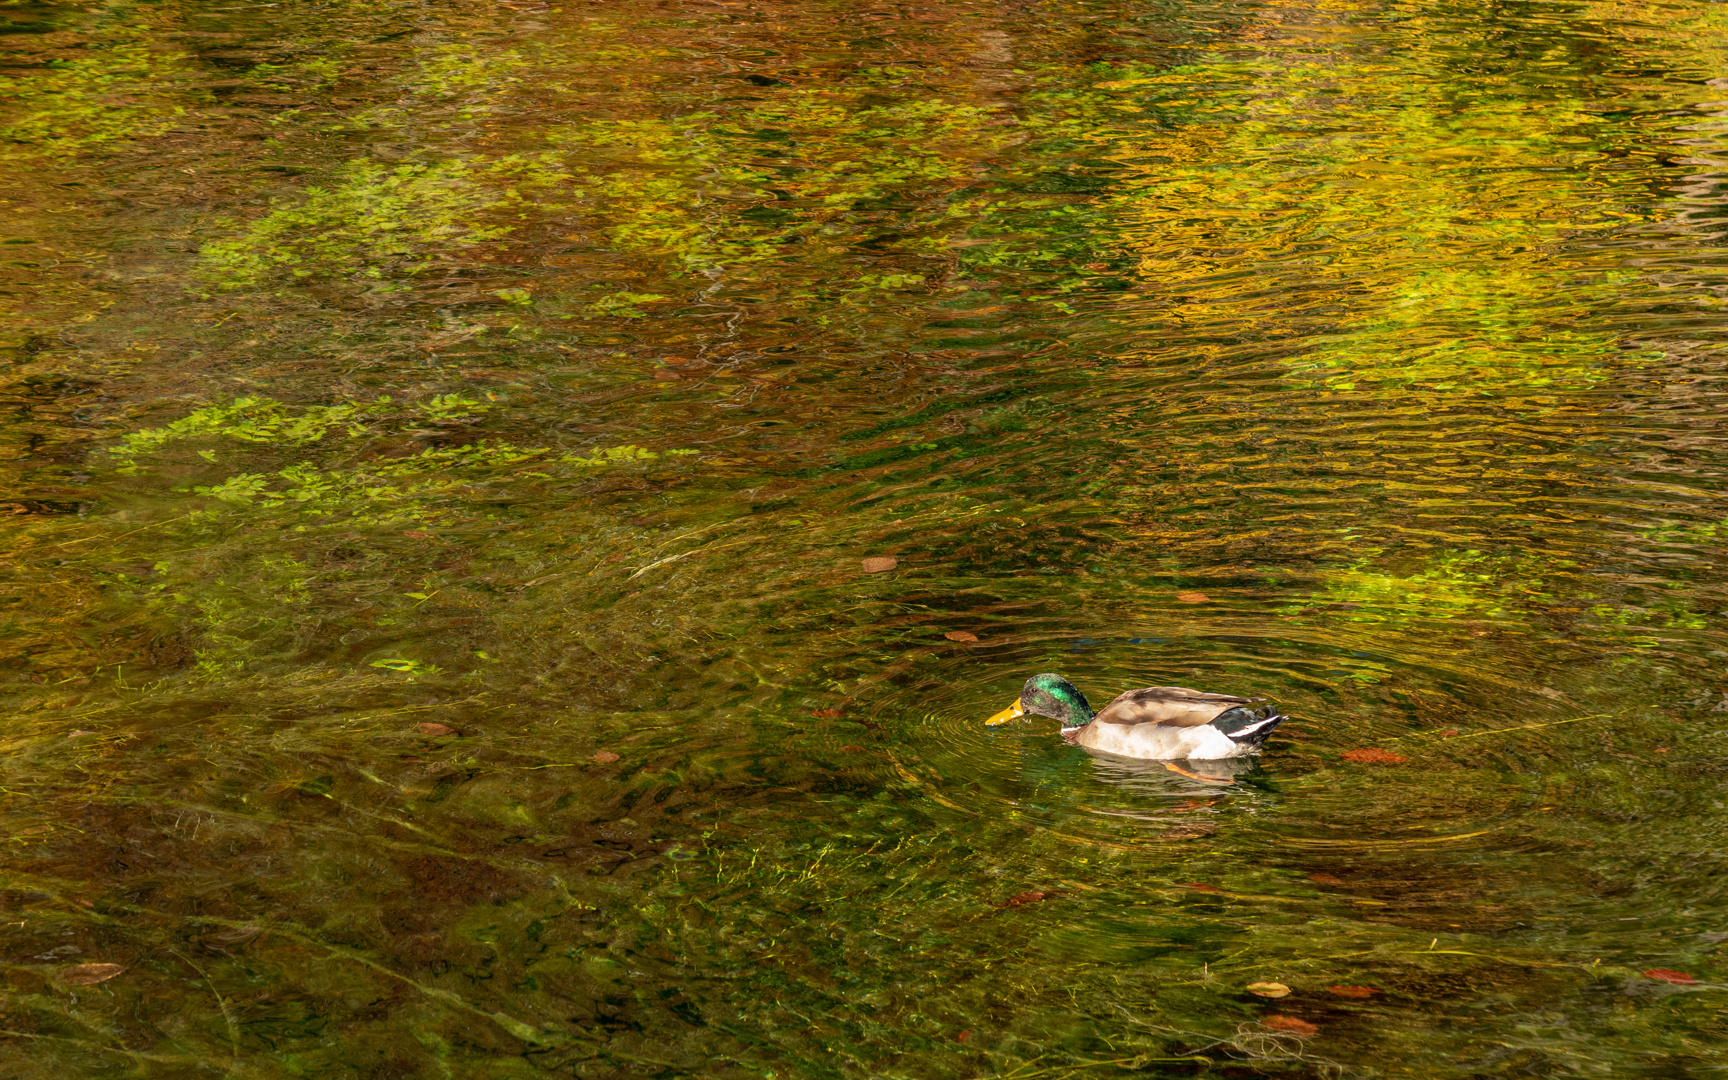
left=5, top=0, right=1728, bottom=1074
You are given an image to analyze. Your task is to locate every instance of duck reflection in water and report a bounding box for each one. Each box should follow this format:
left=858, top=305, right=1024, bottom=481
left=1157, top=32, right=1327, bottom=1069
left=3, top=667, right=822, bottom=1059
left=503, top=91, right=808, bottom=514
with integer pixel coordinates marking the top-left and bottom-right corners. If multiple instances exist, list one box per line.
left=1084, top=749, right=1260, bottom=791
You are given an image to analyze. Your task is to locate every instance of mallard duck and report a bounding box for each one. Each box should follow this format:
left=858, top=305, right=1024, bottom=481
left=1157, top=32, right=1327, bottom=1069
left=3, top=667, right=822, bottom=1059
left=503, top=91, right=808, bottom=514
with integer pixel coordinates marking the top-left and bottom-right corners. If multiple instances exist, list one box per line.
left=985, top=673, right=1285, bottom=760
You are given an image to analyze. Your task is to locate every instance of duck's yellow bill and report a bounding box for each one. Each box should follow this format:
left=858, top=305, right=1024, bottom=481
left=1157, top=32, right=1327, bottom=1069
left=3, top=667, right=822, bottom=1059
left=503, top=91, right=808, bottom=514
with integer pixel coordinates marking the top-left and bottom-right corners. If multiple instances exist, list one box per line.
left=985, top=697, right=1026, bottom=726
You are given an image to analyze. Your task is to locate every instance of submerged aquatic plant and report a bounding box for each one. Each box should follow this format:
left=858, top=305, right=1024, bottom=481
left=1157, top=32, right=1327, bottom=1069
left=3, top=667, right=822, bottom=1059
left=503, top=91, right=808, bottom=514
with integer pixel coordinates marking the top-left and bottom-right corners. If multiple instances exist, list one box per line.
left=197, top=158, right=572, bottom=289
left=0, top=41, right=199, bottom=159
left=96, top=394, right=702, bottom=675
left=117, top=393, right=695, bottom=524
left=111, top=395, right=402, bottom=468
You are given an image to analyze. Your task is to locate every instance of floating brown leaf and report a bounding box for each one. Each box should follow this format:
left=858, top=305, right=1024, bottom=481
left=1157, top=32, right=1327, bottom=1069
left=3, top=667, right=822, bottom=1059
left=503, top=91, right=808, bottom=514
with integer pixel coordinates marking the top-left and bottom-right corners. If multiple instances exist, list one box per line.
left=1438, top=729, right=1460, bottom=737
left=1308, top=873, right=1344, bottom=885
left=416, top=722, right=454, bottom=736
left=944, top=630, right=979, bottom=642
left=1644, top=968, right=1697, bottom=985
left=811, top=708, right=843, bottom=719
left=60, top=963, right=124, bottom=986
left=1004, top=890, right=1055, bottom=907
left=1341, top=748, right=1407, bottom=764
left=591, top=750, right=620, bottom=764
left=1654, top=747, right=1669, bottom=754
left=1261, top=1015, right=1318, bottom=1036
left=955, top=1030, right=973, bottom=1043
left=402, top=530, right=431, bottom=540
left=1328, top=985, right=1378, bottom=999
left=1247, top=982, right=1291, bottom=998
left=1183, top=882, right=1223, bottom=893
left=861, top=556, right=898, bottom=573
left=1176, top=591, right=1210, bottom=603
left=839, top=745, right=864, bottom=753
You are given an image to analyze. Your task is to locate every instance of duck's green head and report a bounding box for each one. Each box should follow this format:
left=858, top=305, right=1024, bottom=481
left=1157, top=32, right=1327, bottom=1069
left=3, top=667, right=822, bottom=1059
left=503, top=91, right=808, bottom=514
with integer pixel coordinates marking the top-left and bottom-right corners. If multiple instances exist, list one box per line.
left=984, top=673, right=1096, bottom=730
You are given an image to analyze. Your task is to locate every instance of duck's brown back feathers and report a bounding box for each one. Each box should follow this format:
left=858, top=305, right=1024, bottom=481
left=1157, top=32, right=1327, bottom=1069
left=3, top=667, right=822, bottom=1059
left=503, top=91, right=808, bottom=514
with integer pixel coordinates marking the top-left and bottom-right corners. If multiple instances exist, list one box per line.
left=1091, top=686, right=1265, bottom=728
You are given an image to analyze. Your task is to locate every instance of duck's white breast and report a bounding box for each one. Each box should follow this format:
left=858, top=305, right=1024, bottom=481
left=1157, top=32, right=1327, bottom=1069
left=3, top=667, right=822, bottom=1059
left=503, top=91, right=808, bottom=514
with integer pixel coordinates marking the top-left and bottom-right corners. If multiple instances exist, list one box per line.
left=1074, top=721, right=1249, bottom=760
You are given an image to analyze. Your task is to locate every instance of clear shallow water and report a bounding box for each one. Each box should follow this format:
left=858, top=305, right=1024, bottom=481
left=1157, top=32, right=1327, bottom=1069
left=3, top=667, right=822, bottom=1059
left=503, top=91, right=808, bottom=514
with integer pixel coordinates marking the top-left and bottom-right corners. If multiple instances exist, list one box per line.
left=4, top=0, right=1728, bottom=1075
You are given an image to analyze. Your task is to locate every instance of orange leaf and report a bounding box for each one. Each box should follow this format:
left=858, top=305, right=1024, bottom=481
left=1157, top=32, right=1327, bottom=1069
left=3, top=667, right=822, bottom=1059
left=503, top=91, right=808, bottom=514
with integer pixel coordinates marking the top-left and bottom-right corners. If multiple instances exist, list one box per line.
left=1176, top=591, right=1210, bottom=603
left=1308, top=873, right=1344, bottom=885
left=839, top=745, right=864, bottom=753
left=402, top=530, right=431, bottom=540
left=944, top=630, right=979, bottom=642
left=1644, top=968, right=1697, bottom=985
left=861, top=557, right=898, bottom=573
left=61, top=963, right=125, bottom=986
left=811, top=708, right=844, bottom=719
left=1004, top=891, right=1055, bottom=907
left=591, top=750, right=620, bottom=764
left=1438, top=729, right=1460, bottom=737
left=1341, top=748, right=1407, bottom=764
left=416, top=722, right=454, bottom=736
left=955, top=1030, right=973, bottom=1043
left=1328, top=985, right=1378, bottom=999
left=1261, top=1015, right=1318, bottom=1036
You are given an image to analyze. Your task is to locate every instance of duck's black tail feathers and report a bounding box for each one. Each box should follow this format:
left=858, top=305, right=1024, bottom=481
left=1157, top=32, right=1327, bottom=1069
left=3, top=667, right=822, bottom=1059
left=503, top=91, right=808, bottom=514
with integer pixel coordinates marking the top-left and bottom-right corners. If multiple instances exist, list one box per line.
left=1210, top=705, right=1286, bottom=749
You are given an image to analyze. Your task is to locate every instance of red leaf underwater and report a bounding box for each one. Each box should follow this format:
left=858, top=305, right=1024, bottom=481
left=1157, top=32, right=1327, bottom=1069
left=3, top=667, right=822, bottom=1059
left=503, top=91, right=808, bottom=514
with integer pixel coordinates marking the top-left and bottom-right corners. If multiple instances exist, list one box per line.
left=1341, top=748, right=1407, bottom=764
left=1644, top=969, right=1697, bottom=985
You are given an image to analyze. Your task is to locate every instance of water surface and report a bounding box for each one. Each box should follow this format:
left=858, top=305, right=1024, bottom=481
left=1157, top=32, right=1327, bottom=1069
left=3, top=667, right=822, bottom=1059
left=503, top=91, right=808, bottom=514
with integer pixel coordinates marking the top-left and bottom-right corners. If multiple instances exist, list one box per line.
left=3, top=0, right=1728, bottom=1075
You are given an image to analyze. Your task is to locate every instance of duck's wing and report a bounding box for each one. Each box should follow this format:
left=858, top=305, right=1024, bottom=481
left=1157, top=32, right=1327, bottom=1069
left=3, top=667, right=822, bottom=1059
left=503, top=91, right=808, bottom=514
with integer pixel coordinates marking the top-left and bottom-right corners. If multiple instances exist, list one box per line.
left=1092, top=686, right=1265, bottom=728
